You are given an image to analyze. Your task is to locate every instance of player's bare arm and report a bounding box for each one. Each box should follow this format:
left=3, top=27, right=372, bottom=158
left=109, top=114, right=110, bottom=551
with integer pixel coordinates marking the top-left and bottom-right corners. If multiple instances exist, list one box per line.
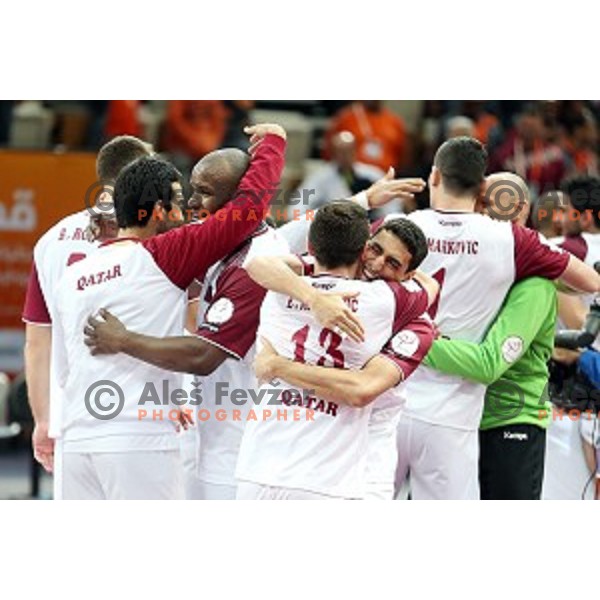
left=355, top=168, right=426, bottom=209
left=245, top=255, right=365, bottom=342
left=559, top=254, right=600, bottom=293
left=24, top=323, right=54, bottom=472
left=84, top=309, right=230, bottom=376
left=254, top=338, right=400, bottom=407
left=411, top=271, right=440, bottom=307
left=557, top=291, right=588, bottom=329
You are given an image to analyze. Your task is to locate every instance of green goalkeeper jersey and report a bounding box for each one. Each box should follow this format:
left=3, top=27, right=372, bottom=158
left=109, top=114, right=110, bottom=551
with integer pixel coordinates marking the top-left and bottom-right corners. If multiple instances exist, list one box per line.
left=424, top=277, right=556, bottom=430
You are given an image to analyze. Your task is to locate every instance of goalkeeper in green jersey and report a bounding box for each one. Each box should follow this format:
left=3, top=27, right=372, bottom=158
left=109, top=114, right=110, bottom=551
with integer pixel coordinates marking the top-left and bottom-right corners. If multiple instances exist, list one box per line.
left=424, top=275, right=556, bottom=499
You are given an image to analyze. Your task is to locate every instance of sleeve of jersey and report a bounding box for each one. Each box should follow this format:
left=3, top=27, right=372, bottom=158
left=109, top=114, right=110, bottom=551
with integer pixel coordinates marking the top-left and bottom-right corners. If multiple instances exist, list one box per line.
left=144, top=134, right=286, bottom=290
left=22, top=261, right=51, bottom=325
left=513, top=223, right=570, bottom=281
left=380, top=317, right=436, bottom=383
left=559, top=235, right=588, bottom=262
left=195, top=266, right=266, bottom=360
left=424, top=278, right=556, bottom=385
left=387, top=280, right=430, bottom=331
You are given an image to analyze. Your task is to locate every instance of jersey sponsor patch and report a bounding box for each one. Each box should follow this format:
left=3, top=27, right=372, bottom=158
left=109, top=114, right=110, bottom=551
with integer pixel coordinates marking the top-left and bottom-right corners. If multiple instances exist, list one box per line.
left=501, top=336, right=524, bottom=363
left=206, top=297, right=234, bottom=325
left=390, top=329, right=420, bottom=358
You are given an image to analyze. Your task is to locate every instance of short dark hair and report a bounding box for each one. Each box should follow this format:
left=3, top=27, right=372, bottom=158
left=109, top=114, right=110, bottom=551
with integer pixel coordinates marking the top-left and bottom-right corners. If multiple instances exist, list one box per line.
left=434, top=136, right=488, bottom=197
left=561, top=175, right=600, bottom=227
left=308, top=201, right=369, bottom=269
left=113, top=157, right=181, bottom=228
left=375, top=218, right=428, bottom=271
left=96, top=135, right=152, bottom=182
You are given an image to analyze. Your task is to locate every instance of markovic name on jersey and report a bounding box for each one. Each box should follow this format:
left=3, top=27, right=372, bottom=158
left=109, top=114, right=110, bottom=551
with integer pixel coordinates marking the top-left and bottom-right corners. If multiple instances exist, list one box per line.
left=427, top=238, right=479, bottom=255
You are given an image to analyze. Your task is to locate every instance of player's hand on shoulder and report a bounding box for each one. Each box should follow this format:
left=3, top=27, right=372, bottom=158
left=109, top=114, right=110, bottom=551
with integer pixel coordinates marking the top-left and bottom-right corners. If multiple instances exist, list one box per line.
left=308, top=290, right=365, bottom=343
left=84, top=308, right=128, bottom=355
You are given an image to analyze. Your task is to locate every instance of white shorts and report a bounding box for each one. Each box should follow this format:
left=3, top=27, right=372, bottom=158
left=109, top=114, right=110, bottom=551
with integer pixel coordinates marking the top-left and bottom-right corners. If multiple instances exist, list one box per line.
left=395, top=412, right=479, bottom=500
left=191, top=481, right=237, bottom=500
left=364, top=406, right=403, bottom=500
left=236, top=482, right=341, bottom=500
left=59, top=449, right=184, bottom=500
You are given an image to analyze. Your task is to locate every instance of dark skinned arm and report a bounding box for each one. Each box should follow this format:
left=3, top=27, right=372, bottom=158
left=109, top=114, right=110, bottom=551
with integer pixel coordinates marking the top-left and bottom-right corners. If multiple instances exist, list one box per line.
left=84, top=308, right=231, bottom=376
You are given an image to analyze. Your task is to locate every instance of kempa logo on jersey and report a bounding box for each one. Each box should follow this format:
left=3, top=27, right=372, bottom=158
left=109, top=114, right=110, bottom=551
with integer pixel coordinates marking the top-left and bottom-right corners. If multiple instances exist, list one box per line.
left=83, top=379, right=324, bottom=422
left=503, top=431, right=528, bottom=441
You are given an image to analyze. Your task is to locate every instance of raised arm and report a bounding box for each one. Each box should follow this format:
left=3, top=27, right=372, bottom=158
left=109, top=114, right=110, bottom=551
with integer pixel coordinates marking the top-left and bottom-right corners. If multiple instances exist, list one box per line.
left=424, top=278, right=556, bottom=385
left=276, top=171, right=425, bottom=254
left=144, top=124, right=287, bottom=289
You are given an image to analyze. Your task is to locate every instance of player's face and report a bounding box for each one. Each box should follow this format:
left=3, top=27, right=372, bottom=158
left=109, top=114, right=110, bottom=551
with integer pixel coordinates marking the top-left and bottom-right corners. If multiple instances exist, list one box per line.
left=361, top=229, right=413, bottom=283
left=563, top=196, right=583, bottom=236
left=189, top=167, right=219, bottom=217
left=157, top=182, right=184, bottom=234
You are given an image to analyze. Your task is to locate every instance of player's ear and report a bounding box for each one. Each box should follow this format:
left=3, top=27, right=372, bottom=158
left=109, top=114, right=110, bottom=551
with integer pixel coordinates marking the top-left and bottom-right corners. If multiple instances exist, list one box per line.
left=430, top=166, right=441, bottom=188
left=307, top=241, right=315, bottom=256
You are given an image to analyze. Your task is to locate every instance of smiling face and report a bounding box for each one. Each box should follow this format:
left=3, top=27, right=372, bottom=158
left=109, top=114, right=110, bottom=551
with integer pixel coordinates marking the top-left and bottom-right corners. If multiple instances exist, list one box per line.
left=189, top=166, right=221, bottom=217
left=361, top=229, right=414, bottom=283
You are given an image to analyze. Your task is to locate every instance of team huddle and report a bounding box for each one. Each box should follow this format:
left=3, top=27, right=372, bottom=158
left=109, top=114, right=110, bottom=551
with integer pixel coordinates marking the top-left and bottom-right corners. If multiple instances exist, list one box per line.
left=22, top=123, right=600, bottom=500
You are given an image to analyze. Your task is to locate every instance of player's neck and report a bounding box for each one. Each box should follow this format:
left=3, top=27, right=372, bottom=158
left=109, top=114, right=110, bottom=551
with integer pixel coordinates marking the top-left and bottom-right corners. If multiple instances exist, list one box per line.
left=314, top=262, right=360, bottom=279
left=434, top=194, right=476, bottom=213
left=118, top=226, right=154, bottom=240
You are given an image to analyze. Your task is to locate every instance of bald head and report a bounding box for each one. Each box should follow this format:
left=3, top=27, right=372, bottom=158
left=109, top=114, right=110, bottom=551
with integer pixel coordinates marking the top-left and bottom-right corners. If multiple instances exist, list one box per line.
left=483, top=172, right=530, bottom=225
left=331, top=130, right=356, bottom=170
left=190, top=148, right=250, bottom=215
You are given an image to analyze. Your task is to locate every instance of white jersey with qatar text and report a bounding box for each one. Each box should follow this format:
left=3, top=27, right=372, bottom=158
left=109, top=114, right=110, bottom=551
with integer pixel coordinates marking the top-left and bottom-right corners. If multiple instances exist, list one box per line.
left=392, top=209, right=569, bottom=430
left=53, top=240, right=188, bottom=451
left=50, top=132, right=287, bottom=448
left=22, top=210, right=100, bottom=438
left=235, top=275, right=429, bottom=498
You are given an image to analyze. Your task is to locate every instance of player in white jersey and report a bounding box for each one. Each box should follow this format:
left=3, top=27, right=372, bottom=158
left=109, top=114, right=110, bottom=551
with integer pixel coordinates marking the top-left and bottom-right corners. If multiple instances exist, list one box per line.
left=254, top=218, right=436, bottom=499
left=235, top=202, right=438, bottom=499
left=22, top=135, right=154, bottom=475
left=395, top=140, right=599, bottom=499
left=81, top=148, right=291, bottom=499
left=52, top=125, right=287, bottom=499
